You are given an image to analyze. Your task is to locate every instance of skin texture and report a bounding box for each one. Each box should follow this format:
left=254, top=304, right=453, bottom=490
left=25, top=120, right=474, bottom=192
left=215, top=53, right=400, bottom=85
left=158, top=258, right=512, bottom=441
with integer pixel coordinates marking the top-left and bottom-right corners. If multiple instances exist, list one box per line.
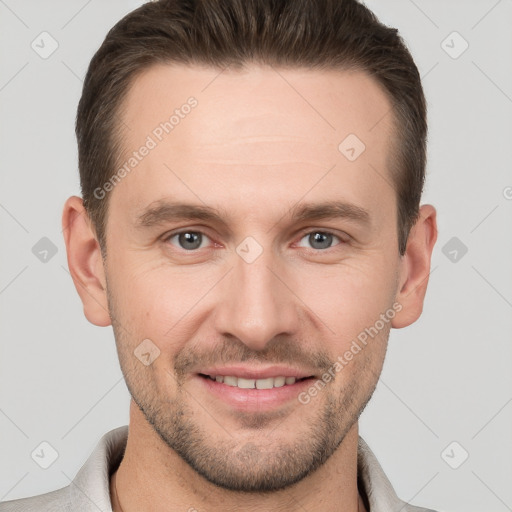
left=63, top=64, right=437, bottom=512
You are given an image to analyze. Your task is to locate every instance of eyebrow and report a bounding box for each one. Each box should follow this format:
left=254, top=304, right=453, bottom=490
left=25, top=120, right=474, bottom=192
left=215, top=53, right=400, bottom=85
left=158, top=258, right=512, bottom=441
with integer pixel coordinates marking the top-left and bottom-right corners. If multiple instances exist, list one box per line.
left=289, top=201, right=370, bottom=225
left=135, top=199, right=371, bottom=229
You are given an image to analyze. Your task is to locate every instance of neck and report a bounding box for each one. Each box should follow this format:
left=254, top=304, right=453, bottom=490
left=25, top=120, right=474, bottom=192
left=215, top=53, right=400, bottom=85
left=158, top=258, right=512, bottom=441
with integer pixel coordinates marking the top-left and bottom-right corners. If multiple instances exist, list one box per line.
left=111, top=400, right=365, bottom=512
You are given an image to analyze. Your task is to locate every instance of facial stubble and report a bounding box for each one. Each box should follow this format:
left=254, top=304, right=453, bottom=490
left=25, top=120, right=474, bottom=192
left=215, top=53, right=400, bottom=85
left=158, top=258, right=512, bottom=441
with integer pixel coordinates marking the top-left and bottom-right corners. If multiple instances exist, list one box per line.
left=106, top=285, right=388, bottom=493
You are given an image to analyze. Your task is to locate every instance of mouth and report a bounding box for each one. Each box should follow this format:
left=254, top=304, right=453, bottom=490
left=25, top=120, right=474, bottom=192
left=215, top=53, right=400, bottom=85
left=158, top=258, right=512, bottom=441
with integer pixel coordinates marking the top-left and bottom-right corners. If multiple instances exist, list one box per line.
left=199, top=373, right=312, bottom=390
left=194, top=368, right=318, bottom=411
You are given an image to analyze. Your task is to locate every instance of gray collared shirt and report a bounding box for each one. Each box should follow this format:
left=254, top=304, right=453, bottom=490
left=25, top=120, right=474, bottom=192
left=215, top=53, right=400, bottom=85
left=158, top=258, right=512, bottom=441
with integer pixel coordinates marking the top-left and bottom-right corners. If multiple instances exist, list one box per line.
left=0, top=426, right=438, bottom=511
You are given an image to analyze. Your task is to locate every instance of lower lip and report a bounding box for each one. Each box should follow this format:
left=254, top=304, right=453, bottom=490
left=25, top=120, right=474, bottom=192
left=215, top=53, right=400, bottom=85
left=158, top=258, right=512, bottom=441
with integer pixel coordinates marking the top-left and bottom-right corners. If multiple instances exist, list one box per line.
left=197, top=375, right=315, bottom=410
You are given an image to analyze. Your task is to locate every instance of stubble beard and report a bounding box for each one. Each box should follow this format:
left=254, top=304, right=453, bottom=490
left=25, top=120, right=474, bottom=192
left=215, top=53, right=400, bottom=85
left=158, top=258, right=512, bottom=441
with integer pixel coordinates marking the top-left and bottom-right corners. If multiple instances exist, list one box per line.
left=107, top=285, right=387, bottom=493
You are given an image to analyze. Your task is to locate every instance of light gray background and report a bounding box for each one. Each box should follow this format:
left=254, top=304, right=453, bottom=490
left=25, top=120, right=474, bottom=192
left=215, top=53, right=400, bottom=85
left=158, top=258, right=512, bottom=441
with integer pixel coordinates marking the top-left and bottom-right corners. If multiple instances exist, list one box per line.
left=1, top=1, right=511, bottom=511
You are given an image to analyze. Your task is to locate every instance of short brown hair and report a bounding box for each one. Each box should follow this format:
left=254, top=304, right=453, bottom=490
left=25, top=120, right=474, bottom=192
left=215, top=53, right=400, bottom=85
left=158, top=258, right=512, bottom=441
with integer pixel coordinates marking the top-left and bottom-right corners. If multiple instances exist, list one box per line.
left=76, top=0, right=427, bottom=255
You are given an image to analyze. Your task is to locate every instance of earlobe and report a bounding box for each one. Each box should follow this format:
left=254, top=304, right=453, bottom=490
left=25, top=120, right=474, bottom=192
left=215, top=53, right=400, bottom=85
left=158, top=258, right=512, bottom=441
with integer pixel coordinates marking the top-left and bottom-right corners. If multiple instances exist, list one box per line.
left=62, top=196, right=112, bottom=327
left=392, top=204, right=438, bottom=329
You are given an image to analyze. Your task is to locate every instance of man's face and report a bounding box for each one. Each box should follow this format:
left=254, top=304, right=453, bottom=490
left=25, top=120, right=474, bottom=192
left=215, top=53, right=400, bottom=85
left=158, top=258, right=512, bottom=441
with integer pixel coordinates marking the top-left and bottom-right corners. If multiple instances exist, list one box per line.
left=104, top=64, right=400, bottom=491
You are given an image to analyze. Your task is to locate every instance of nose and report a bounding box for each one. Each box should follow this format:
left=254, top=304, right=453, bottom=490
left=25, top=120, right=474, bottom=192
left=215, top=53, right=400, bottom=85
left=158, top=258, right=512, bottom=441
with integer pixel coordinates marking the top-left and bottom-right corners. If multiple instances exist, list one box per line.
left=213, top=245, right=299, bottom=352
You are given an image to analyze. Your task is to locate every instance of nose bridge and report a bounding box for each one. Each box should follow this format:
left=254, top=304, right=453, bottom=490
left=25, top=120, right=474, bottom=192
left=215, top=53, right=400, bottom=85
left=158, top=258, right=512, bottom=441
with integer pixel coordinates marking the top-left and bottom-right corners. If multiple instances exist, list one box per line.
left=214, top=242, right=298, bottom=351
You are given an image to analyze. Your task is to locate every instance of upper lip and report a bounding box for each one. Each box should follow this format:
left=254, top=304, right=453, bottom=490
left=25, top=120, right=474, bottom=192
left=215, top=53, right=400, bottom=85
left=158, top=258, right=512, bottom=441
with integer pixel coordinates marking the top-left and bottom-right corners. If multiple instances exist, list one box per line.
left=198, top=365, right=315, bottom=380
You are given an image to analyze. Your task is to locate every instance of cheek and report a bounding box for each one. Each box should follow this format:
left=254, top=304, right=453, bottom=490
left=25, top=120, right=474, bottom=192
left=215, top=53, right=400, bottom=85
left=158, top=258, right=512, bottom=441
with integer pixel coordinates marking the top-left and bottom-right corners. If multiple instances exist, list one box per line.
left=109, top=264, right=212, bottom=356
left=323, top=312, right=391, bottom=399
left=292, top=259, right=399, bottom=342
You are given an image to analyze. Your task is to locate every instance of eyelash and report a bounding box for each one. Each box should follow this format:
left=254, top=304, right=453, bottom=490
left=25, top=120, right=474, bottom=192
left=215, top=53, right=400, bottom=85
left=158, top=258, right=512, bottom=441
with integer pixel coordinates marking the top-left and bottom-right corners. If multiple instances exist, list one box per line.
left=163, top=229, right=347, bottom=253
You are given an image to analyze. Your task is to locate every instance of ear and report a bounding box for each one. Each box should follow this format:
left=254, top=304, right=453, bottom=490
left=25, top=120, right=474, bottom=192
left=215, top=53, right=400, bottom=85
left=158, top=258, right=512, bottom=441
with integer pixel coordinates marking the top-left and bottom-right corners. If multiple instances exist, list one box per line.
left=392, top=204, right=437, bottom=329
left=62, top=196, right=111, bottom=327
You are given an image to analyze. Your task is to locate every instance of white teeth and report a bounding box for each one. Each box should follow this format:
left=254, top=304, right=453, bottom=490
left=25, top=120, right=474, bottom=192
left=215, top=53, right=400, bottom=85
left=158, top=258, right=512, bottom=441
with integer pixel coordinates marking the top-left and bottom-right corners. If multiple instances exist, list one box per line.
left=273, top=376, right=285, bottom=388
left=256, top=377, right=274, bottom=390
left=237, top=377, right=255, bottom=389
left=209, top=375, right=298, bottom=389
left=224, top=376, right=238, bottom=387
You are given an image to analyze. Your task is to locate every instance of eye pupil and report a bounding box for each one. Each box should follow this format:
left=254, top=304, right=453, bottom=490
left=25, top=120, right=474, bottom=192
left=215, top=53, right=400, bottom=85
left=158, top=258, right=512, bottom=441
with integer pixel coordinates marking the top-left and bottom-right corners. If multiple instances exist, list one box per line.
left=172, top=231, right=338, bottom=252
left=309, top=232, right=333, bottom=250
left=179, top=232, right=202, bottom=250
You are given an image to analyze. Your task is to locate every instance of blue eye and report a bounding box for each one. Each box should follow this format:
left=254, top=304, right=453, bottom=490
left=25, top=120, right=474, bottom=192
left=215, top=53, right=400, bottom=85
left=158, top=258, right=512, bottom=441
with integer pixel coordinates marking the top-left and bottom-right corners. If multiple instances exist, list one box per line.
left=297, top=231, right=341, bottom=250
left=168, top=231, right=210, bottom=251
left=164, top=229, right=344, bottom=253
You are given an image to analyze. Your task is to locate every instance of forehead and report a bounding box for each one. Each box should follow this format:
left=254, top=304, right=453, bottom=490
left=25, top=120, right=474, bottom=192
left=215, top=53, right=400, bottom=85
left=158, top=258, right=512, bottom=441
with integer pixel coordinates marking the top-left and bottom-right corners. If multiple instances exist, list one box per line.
left=112, top=63, right=395, bottom=216
left=122, top=63, right=393, bottom=145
